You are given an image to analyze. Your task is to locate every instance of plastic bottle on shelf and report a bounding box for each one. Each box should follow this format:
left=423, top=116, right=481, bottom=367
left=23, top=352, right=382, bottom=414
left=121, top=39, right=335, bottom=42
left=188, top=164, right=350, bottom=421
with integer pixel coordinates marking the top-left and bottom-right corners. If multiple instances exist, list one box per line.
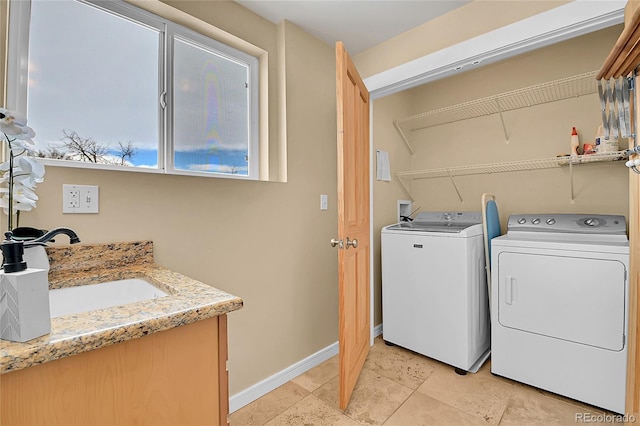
left=570, top=127, right=580, bottom=158
left=595, top=124, right=603, bottom=153
left=603, top=133, right=620, bottom=153
left=595, top=124, right=620, bottom=153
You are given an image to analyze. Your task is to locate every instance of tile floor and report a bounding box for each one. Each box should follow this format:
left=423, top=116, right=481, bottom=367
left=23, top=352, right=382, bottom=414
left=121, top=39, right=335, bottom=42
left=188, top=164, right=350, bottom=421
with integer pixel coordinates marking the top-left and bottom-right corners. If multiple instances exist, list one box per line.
left=230, top=337, right=621, bottom=425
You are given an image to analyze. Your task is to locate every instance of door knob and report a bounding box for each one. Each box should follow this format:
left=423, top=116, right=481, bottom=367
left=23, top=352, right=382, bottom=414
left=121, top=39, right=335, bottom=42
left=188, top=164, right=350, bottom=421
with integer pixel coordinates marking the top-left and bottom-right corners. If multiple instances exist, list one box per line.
left=330, top=238, right=344, bottom=248
left=346, top=237, right=358, bottom=248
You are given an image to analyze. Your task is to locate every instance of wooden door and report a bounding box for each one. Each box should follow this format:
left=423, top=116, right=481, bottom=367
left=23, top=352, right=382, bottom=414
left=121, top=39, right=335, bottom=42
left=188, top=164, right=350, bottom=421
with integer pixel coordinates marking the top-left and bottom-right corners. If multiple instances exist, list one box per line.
left=335, top=41, right=370, bottom=411
left=626, top=77, right=640, bottom=415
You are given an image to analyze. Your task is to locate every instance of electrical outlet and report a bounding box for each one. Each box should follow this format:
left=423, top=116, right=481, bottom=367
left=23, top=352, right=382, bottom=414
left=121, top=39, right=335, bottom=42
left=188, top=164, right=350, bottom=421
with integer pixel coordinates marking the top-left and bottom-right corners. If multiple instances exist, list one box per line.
left=63, top=184, right=99, bottom=214
left=68, top=189, right=80, bottom=208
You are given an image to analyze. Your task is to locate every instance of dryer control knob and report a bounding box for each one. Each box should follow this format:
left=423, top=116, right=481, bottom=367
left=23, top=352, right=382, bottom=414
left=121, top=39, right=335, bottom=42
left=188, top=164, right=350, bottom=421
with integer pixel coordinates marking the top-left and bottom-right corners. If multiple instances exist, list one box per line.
left=546, top=218, right=556, bottom=225
left=532, top=218, right=541, bottom=225
left=517, top=218, right=526, bottom=224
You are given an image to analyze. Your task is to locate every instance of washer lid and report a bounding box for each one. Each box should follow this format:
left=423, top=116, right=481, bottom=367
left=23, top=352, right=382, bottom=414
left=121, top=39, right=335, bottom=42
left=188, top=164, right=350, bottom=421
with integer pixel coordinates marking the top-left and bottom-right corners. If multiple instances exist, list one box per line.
left=386, top=221, right=474, bottom=233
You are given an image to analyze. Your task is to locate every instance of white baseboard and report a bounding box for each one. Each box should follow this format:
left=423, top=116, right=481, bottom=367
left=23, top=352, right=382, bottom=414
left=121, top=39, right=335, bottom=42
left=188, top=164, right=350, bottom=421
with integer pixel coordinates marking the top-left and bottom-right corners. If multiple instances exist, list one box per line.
left=229, top=341, right=338, bottom=413
left=373, top=323, right=383, bottom=338
left=229, top=323, right=383, bottom=414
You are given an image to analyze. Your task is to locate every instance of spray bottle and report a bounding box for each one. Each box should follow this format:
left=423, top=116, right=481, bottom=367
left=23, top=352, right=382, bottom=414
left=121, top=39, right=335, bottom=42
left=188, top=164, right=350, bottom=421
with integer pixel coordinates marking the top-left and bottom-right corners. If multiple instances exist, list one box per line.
left=570, top=127, right=580, bottom=158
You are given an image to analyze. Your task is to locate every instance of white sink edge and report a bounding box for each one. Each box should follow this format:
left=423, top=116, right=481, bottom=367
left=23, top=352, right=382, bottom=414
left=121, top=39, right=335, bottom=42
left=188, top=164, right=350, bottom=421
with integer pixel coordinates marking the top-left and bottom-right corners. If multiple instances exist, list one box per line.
left=49, top=278, right=169, bottom=318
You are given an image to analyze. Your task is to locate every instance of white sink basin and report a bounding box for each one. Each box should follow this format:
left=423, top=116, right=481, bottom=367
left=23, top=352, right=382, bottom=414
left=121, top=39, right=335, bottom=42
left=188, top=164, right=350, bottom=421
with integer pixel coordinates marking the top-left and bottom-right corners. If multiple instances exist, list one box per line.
left=49, top=278, right=168, bottom=318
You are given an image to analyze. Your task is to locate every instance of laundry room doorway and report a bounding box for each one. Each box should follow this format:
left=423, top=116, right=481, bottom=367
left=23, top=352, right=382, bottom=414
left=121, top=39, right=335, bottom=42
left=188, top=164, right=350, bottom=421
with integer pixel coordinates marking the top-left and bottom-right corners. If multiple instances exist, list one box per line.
left=335, top=41, right=370, bottom=411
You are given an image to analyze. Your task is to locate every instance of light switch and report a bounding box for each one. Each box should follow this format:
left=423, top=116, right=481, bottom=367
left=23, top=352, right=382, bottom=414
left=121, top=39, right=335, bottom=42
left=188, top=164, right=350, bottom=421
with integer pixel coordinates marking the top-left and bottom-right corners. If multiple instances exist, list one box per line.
left=320, top=194, right=328, bottom=210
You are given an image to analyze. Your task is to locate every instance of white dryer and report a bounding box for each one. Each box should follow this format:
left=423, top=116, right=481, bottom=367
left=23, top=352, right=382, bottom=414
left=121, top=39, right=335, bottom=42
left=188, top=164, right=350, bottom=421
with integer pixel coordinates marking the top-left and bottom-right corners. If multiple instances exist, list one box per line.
left=381, top=212, right=490, bottom=373
left=491, top=214, right=629, bottom=414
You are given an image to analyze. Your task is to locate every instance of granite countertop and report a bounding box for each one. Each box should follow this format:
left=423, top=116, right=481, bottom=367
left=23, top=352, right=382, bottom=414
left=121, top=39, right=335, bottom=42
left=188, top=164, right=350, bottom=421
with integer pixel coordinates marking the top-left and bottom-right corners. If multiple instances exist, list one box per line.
left=0, top=241, right=243, bottom=374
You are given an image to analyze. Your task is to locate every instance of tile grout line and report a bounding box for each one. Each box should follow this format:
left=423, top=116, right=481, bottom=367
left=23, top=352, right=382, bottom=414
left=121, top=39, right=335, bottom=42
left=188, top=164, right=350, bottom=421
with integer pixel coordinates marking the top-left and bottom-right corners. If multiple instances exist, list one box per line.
left=375, top=354, right=445, bottom=426
left=265, top=388, right=313, bottom=425
left=379, top=386, right=420, bottom=425
left=231, top=380, right=314, bottom=425
left=496, top=394, right=513, bottom=425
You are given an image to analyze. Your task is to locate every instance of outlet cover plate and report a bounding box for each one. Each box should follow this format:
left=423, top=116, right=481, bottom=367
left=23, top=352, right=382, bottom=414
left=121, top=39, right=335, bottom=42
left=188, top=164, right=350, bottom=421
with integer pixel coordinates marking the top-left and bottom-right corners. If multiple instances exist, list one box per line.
left=63, top=184, right=99, bottom=214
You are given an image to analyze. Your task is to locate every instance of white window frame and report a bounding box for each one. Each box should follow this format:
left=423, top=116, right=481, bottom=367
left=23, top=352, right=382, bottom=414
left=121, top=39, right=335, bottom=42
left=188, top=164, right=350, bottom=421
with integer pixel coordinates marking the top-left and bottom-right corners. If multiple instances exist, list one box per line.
left=7, top=0, right=260, bottom=180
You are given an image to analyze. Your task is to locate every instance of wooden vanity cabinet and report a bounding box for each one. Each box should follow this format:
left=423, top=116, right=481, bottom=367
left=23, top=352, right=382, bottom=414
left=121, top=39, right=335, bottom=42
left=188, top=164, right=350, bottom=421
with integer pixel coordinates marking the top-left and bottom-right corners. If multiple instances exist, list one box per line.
left=0, top=315, right=229, bottom=425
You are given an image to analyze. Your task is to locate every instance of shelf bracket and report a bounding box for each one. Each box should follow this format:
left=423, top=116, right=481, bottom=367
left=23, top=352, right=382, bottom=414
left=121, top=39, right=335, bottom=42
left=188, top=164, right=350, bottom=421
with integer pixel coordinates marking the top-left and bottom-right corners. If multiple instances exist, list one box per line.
left=395, top=175, right=414, bottom=202
left=495, top=99, right=509, bottom=143
left=394, top=121, right=415, bottom=155
left=447, top=171, right=464, bottom=204
left=569, top=160, right=575, bottom=204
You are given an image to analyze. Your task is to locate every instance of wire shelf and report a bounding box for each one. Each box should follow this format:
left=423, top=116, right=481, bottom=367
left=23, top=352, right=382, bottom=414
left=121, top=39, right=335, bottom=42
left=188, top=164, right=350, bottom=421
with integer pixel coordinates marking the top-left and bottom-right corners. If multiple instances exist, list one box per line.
left=395, top=71, right=599, bottom=131
left=395, top=151, right=627, bottom=180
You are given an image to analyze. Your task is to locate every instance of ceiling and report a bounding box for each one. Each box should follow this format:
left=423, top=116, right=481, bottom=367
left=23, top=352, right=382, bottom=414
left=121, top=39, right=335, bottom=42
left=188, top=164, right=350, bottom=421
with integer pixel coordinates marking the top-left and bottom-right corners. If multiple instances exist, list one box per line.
left=234, top=1, right=471, bottom=55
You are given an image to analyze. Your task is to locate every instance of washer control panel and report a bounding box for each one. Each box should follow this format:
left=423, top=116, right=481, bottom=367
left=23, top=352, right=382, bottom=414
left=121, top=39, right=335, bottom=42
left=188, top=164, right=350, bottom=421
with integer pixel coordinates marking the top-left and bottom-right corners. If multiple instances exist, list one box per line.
left=414, top=211, right=482, bottom=224
left=507, top=214, right=627, bottom=235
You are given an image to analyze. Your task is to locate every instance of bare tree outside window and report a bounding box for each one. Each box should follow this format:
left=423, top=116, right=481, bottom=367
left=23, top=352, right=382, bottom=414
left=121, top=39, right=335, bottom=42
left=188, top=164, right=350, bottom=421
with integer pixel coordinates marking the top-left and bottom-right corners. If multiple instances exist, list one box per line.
left=34, top=130, right=137, bottom=166
left=59, top=130, right=108, bottom=163
left=117, top=141, right=137, bottom=166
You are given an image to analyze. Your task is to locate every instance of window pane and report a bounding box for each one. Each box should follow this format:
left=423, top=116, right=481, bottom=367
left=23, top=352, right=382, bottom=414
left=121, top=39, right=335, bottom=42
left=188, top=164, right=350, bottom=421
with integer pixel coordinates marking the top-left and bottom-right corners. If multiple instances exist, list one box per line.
left=173, top=35, right=250, bottom=176
left=27, top=0, right=160, bottom=168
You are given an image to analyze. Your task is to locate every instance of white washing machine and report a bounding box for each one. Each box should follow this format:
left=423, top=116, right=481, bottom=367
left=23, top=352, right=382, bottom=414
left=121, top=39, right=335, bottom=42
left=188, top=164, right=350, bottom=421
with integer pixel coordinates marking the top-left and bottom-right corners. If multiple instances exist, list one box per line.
left=491, top=214, right=629, bottom=414
left=381, top=212, right=490, bottom=373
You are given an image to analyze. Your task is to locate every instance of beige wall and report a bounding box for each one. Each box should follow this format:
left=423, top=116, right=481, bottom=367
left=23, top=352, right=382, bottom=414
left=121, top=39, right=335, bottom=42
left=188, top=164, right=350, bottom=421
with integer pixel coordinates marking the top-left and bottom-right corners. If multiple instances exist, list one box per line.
left=371, top=92, right=413, bottom=326
left=354, top=0, right=569, bottom=79
left=2, top=0, right=338, bottom=396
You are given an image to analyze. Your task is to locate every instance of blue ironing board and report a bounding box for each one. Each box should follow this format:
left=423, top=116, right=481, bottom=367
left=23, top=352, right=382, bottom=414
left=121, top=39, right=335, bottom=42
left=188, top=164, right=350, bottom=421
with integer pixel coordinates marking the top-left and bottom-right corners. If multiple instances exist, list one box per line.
left=485, top=200, right=501, bottom=266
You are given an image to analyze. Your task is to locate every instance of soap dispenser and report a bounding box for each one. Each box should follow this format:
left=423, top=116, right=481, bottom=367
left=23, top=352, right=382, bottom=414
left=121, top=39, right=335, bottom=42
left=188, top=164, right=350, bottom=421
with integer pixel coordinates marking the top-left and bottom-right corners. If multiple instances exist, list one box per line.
left=0, top=232, right=51, bottom=342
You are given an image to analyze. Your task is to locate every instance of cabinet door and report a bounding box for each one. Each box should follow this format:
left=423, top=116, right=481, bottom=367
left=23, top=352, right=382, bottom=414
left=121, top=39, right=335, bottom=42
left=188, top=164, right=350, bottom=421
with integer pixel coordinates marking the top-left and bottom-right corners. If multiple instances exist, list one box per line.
left=497, top=252, right=626, bottom=351
left=1, top=317, right=223, bottom=425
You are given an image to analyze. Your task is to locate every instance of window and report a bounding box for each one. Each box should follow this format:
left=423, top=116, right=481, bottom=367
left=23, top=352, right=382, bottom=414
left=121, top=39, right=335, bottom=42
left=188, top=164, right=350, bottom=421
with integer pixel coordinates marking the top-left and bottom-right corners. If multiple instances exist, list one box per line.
left=8, top=0, right=259, bottom=179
